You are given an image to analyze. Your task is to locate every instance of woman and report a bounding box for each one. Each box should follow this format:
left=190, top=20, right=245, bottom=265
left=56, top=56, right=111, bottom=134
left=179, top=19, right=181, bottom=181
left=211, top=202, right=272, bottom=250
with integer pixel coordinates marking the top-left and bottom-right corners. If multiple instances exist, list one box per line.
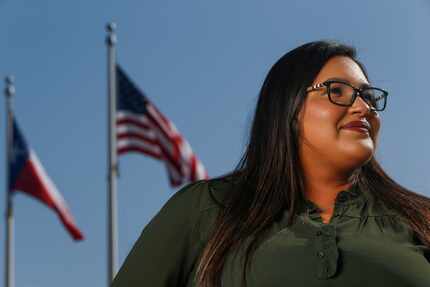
left=111, top=40, right=430, bottom=287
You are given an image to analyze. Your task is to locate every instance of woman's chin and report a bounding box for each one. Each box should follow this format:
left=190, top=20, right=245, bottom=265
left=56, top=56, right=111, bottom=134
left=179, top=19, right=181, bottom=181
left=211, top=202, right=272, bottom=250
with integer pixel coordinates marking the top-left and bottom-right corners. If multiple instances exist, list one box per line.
left=337, top=142, right=374, bottom=164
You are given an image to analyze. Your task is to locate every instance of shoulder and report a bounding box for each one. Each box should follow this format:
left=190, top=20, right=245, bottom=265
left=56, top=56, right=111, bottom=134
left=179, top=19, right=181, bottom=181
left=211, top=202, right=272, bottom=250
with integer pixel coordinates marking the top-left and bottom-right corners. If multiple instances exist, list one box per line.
left=162, top=177, right=237, bottom=242
left=166, top=176, right=236, bottom=214
left=111, top=178, right=236, bottom=286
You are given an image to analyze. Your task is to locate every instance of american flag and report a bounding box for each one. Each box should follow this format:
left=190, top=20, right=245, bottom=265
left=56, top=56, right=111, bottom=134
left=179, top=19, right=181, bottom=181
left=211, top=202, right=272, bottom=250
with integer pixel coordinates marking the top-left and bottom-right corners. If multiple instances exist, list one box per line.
left=116, top=65, right=208, bottom=187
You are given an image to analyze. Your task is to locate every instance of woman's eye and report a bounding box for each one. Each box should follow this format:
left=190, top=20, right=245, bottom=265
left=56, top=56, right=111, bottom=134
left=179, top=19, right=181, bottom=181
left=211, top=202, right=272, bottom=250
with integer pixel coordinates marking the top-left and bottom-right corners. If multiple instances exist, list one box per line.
left=330, top=87, right=342, bottom=95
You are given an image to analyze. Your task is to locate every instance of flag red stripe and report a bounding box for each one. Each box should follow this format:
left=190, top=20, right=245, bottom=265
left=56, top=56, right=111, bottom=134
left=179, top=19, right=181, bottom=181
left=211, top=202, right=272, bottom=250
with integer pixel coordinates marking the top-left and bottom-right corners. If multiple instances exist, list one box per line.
left=190, top=156, right=198, bottom=181
left=118, top=146, right=163, bottom=159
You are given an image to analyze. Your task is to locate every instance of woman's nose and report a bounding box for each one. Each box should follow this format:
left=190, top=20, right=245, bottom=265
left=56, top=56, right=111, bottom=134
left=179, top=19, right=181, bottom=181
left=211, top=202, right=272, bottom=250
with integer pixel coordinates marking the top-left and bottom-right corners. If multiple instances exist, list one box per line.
left=351, top=93, right=372, bottom=112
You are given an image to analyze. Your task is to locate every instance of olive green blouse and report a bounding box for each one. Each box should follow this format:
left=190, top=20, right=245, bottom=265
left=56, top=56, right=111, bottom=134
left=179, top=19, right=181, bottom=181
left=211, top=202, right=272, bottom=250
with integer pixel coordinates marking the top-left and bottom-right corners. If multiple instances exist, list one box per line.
left=111, top=178, right=430, bottom=287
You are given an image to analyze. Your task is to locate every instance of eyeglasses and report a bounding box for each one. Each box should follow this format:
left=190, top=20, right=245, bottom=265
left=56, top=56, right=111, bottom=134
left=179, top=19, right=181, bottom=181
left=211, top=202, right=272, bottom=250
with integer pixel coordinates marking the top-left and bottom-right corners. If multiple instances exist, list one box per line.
left=306, top=79, right=388, bottom=112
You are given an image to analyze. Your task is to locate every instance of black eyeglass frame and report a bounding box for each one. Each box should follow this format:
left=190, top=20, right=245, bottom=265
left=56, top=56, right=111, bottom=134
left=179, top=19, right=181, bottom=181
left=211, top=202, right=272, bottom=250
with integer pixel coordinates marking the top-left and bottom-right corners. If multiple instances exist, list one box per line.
left=306, top=79, right=388, bottom=112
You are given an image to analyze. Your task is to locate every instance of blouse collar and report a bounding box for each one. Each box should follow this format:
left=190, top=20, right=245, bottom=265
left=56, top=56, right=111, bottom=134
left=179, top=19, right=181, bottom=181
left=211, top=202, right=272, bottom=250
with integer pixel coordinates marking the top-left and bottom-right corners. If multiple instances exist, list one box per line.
left=298, top=182, right=367, bottom=217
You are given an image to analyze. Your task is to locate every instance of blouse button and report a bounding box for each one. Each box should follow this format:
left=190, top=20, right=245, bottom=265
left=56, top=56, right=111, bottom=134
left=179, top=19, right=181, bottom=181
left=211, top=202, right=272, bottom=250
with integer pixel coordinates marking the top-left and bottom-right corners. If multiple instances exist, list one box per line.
left=317, top=251, right=325, bottom=258
left=316, top=230, right=322, bottom=236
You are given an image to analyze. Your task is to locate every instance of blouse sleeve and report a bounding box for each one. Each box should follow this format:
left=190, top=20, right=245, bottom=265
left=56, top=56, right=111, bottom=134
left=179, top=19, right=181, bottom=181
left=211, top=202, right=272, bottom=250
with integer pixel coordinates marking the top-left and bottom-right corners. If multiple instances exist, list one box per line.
left=111, top=180, right=207, bottom=287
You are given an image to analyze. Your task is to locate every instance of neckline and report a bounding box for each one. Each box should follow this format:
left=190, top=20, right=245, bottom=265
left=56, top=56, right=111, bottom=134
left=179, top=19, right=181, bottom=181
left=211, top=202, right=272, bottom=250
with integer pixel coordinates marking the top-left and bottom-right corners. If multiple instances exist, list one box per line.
left=300, top=183, right=364, bottom=214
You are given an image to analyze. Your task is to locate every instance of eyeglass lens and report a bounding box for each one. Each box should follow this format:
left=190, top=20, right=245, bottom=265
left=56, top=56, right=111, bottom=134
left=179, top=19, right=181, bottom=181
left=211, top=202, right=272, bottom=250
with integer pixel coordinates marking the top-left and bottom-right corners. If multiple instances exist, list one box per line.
left=328, top=82, right=385, bottom=111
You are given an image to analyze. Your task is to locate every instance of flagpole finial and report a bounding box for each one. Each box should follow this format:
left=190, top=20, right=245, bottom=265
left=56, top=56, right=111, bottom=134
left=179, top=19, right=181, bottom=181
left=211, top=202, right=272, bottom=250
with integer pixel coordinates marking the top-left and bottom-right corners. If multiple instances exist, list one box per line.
left=106, top=22, right=116, bottom=33
left=5, top=75, right=14, bottom=85
left=106, top=22, right=117, bottom=46
left=4, top=75, right=15, bottom=98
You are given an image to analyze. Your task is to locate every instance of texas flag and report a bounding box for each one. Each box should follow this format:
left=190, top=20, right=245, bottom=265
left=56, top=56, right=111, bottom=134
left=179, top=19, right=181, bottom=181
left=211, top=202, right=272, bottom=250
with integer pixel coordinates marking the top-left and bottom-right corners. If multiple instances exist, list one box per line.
left=9, top=118, right=84, bottom=241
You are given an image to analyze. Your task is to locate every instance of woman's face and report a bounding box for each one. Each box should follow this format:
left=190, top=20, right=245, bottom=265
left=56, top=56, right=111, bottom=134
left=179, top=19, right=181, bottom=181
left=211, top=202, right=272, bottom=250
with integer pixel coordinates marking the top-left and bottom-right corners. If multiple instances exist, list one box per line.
left=297, top=56, right=381, bottom=172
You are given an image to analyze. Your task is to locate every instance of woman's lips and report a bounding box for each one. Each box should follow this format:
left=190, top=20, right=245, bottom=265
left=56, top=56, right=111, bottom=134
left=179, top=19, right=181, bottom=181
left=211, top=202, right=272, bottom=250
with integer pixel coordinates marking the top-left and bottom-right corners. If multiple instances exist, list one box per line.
left=342, top=127, right=370, bottom=135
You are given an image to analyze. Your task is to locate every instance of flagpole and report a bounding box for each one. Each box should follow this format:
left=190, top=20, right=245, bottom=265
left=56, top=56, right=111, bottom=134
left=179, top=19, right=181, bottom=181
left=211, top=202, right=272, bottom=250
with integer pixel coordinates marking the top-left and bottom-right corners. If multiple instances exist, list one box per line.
left=106, top=22, right=118, bottom=285
left=4, top=76, right=15, bottom=287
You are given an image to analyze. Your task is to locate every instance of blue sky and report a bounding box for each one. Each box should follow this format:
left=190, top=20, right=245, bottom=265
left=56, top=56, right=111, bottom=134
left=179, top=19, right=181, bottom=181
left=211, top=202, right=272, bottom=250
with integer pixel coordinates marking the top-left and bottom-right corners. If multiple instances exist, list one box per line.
left=1, top=1, right=429, bottom=286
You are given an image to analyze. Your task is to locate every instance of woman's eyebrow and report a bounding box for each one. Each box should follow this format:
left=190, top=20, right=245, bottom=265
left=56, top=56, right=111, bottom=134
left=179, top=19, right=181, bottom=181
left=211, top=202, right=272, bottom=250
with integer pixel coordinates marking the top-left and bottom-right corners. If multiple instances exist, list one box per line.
left=325, top=77, right=371, bottom=89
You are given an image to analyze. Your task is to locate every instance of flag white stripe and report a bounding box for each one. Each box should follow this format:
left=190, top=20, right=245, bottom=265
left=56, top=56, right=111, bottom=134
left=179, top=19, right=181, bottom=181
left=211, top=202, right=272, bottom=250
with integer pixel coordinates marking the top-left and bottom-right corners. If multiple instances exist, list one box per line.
left=29, top=151, right=77, bottom=226
left=117, top=111, right=152, bottom=126
left=117, top=125, right=157, bottom=140
left=196, top=160, right=207, bottom=179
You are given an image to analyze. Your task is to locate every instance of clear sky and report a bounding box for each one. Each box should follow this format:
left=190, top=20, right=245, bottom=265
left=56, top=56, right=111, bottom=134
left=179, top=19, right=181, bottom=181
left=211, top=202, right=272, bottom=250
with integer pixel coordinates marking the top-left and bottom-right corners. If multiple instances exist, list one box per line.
left=0, top=1, right=429, bottom=286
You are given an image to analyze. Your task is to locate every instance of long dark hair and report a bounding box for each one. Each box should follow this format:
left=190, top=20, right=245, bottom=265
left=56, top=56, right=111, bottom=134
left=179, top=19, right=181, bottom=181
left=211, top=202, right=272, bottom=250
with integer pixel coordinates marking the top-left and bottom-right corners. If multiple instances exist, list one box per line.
left=195, top=40, right=430, bottom=287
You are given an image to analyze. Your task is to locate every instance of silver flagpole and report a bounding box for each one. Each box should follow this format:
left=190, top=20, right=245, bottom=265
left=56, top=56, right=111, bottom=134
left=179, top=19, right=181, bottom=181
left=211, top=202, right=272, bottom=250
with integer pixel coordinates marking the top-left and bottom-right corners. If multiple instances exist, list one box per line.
left=106, top=22, right=118, bottom=285
left=4, top=76, right=15, bottom=287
